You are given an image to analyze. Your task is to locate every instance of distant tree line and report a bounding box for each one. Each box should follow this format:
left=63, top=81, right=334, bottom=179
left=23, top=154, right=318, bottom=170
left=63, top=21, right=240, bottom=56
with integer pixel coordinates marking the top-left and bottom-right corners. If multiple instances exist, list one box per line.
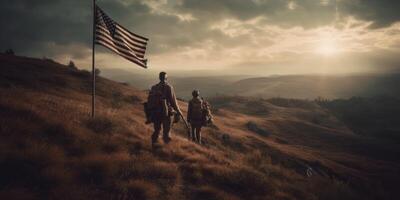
left=68, top=60, right=77, bottom=70
left=4, top=49, right=15, bottom=55
left=67, top=60, right=101, bottom=76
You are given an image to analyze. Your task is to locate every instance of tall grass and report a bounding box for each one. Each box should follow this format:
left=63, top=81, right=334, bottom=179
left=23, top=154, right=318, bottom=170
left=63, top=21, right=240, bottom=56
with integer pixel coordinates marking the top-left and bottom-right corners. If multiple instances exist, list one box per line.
left=0, top=55, right=397, bottom=200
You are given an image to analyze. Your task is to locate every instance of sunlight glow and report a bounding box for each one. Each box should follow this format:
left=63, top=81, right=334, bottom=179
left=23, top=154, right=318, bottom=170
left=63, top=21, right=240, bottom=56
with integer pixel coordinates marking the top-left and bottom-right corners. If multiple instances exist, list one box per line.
left=316, top=36, right=341, bottom=56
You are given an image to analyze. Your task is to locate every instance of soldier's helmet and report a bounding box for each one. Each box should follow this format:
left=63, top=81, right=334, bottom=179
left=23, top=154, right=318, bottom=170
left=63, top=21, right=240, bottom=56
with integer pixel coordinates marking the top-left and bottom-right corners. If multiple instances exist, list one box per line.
left=192, top=90, right=200, bottom=97
left=159, top=72, right=167, bottom=81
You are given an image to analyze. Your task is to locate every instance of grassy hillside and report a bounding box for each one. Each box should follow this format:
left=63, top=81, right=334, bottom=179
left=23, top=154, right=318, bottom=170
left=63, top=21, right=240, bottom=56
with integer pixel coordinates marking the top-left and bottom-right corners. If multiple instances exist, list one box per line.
left=317, top=96, right=400, bottom=142
left=0, top=54, right=399, bottom=200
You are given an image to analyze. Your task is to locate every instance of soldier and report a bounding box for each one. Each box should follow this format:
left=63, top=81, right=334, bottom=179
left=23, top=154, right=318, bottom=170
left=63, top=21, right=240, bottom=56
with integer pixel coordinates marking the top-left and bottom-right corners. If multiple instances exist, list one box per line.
left=147, top=72, right=181, bottom=145
left=187, top=90, right=208, bottom=144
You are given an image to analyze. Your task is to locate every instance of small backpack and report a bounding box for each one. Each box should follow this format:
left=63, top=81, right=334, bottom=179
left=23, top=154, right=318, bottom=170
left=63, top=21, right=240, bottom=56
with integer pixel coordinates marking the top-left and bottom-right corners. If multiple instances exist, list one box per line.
left=201, top=100, right=213, bottom=125
left=146, top=84, right=169, bottom=119
left=190, top=98, right=204, bottom=121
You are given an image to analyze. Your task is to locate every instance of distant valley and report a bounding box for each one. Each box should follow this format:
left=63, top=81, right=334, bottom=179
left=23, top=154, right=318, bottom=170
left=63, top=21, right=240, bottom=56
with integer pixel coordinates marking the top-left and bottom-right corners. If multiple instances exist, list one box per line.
left=103, top=68, right=400, bottom=100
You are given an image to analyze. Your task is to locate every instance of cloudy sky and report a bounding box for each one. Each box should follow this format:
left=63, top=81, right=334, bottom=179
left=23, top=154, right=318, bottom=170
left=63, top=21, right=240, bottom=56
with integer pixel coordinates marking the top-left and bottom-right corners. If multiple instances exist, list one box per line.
left=1, top=0, right=400, bottom=76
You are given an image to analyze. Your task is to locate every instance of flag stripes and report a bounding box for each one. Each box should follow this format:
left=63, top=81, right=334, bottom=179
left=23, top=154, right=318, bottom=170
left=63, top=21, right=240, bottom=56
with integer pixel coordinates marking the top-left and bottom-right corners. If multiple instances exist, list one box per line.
left=95, top=5, right=148, bottom=68
left=95, top=35, right=146, bottom=64
left=96, top=26, right=146, bottom=56
left=96, top=40, right=147, bottom=68
left=95, top=15, right=147, bottom=48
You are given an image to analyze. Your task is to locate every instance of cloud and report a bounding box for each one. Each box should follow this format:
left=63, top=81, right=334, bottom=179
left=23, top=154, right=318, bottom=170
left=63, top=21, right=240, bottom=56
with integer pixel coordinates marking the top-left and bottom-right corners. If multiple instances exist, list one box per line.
left=177, top=0, right=338, bottom=28
left=0, top=1, right=91, bottom=55
left=340, top=0, right=400, bottom=28
left=177, top=0, right=400, bottom=29
left=0, top=0, right=400, bottom=75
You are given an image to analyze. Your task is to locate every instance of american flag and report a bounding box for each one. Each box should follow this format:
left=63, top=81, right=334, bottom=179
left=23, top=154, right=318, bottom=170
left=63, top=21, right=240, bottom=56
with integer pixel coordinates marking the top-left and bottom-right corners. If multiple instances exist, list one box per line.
left=95, top=5, right=148, bottom=68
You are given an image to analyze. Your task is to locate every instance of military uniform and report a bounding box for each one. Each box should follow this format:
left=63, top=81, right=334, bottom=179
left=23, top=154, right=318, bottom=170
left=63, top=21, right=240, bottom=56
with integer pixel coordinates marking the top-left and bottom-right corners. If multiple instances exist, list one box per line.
left=187, top=97, right=204, bottom=143
left=148, top=81, right=181, bottom=144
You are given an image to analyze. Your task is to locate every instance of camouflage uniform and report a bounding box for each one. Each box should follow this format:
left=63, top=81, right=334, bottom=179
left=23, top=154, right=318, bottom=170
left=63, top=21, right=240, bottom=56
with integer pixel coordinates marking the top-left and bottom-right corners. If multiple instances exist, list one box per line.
left=149, top=81, right=181, bottom=144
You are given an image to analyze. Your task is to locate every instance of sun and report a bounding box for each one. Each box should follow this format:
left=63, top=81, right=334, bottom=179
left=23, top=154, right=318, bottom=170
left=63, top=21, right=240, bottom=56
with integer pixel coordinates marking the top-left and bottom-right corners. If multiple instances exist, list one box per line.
left=316, top=37, right=341, bottom=56
left=315, top=30, right=341, bottom=56
left=319, top=40, right=338, bottom=56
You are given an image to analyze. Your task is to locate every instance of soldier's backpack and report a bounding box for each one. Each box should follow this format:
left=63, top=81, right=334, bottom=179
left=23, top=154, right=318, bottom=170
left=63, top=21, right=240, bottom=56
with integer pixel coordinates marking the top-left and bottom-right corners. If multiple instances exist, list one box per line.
left=190, top=98, right=204, bottom=121
left=202, top=99, right=213, bottom=126
left=145, top=84, right=169, bottom=122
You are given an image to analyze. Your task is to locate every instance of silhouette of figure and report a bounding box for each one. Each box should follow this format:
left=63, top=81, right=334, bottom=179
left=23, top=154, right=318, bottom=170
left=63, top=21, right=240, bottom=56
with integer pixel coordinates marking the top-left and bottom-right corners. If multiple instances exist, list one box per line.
left=147, top=72, right=181, bottom=145
left=187, top=90, right=204, bottom=144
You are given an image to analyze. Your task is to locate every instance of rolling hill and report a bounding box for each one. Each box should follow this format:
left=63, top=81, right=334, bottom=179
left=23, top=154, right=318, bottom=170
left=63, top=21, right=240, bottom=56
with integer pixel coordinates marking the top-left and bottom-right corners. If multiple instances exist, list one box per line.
left=228, top=75, right=400, bottom=99
left=101, top=68, right=250, bottom=100
left=0, top=54, right=399, bottom=200
left=102, top=68, right=400, bottom=100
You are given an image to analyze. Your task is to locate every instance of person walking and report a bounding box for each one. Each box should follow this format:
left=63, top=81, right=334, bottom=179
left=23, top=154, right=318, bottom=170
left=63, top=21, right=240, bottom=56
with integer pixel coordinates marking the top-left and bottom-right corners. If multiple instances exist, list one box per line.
left=147, top=72, right=181, bottom=146
left=187, top=90, right=205, bottom=144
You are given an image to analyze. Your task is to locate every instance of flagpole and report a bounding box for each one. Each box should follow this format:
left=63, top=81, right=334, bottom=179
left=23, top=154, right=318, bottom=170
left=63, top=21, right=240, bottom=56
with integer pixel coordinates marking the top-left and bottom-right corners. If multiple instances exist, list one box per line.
left=91, top=0, right=96, bottom=118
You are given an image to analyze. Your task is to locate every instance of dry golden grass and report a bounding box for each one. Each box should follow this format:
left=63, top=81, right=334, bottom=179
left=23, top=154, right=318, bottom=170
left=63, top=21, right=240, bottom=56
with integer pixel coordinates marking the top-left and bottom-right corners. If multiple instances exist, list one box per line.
left=0, top=54, right=398, bottom=199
